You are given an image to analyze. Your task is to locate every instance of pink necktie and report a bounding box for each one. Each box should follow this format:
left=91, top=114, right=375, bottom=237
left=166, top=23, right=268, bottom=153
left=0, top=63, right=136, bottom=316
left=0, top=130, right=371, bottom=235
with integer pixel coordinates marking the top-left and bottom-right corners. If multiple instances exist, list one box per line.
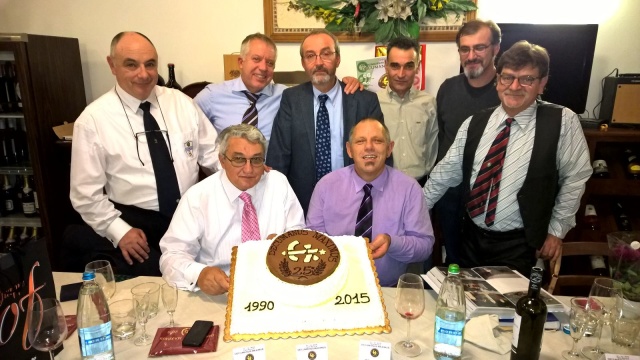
left=239, top=192, right=260, bottom=242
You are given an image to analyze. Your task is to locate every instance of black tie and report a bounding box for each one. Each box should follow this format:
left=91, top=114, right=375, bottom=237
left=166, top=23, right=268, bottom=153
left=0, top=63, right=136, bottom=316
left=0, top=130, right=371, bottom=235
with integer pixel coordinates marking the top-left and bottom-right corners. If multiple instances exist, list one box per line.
left=355, top=184, right=373, bottom=241
left=139, top=101, right=180, bottom=217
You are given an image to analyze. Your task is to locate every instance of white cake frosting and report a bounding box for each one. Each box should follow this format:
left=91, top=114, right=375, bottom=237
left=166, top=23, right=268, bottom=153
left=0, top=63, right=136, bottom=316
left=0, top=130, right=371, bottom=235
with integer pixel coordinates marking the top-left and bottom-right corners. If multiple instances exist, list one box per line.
left=226, top=234, right=390, bottom=340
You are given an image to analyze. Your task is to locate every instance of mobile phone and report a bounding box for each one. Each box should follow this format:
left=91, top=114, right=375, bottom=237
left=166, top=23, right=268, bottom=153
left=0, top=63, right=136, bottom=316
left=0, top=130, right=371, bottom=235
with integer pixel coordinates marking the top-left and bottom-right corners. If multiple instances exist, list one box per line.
left=182, top=320, right=213, bottom=347
left=60, top=282, right=83, bottom=302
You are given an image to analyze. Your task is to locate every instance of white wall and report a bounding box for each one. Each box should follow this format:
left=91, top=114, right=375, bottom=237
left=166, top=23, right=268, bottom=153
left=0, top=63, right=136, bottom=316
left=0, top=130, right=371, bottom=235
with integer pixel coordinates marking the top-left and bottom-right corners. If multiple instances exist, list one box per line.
left=0, top=0, right=638, bottom=118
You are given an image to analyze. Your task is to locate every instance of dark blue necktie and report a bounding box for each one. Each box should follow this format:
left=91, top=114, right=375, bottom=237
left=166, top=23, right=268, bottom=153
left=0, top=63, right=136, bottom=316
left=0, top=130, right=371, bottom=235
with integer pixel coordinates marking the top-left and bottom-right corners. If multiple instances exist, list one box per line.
left=139, top=101, right=180, bottom=217
left=315, top=94, right=331, bottom=182
left=241, top=91, right=261, bottom=127
left=355, top=183, right=373, bottom=241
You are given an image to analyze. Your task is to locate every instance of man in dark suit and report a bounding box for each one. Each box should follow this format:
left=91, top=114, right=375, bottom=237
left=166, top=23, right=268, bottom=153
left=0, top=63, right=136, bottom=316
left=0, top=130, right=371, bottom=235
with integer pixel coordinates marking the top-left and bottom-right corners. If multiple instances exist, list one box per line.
left=267, top=29, right=384, bottom=214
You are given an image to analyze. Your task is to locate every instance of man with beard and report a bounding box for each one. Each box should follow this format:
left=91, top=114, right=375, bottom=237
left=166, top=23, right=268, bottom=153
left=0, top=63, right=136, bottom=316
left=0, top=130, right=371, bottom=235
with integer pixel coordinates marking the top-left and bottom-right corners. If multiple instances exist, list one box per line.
left=431, top=20, right=502, bottom=266
left=425, top=41, right=591, bottom=277
left=267, top=29, right=384, bottom=214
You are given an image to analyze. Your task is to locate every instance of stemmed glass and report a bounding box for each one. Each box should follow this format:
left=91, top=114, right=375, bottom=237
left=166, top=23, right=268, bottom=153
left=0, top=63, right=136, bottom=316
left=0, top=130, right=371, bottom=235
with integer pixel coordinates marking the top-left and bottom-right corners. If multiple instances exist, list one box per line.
left=27, top=298, right=68, bottom=360
left=562, top=297, right=599, bottom=359
left=85, top=260, right=116, bottom=300
left=161, top=282, right=179, bottom=327
left=132, top=292, right=152, bottom=346
left=393, top=273, right=425, bottom=357
left=582, top=278, right=621, bottom=359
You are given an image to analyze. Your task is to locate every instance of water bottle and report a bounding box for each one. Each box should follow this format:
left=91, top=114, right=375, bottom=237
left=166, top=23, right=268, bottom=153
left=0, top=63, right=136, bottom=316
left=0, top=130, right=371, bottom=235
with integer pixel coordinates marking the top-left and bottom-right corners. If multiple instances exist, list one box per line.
left=434, top=264, right=466, bottom=360
left=77, top=271, right=115, bottom=359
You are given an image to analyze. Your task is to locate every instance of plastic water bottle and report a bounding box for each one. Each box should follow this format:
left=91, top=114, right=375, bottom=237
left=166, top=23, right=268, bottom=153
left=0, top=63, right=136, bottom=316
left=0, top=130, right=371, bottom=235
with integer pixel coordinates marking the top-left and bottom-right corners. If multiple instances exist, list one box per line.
left=434, top=264, right=466, bottom=360
left=77, top=271, right=115, bottom=359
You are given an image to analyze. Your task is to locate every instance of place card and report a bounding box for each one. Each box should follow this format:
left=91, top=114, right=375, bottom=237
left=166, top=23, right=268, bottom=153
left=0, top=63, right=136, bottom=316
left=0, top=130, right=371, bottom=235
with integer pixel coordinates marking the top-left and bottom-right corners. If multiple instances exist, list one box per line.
left=359, top=340, right=391, bottom=360
left=296, top=342, right=328, bottom=360
left=604, top=354, right=640, bottom=360
left=233, top=344, right=266, bottom=360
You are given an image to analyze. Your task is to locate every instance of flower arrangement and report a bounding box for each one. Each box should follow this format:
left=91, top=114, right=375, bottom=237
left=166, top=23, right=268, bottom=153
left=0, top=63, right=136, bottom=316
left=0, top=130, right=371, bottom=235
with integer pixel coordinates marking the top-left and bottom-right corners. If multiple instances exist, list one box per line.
left=608, top=232, right=640, bottom=301
left=288, top=0, right=478, bottom=44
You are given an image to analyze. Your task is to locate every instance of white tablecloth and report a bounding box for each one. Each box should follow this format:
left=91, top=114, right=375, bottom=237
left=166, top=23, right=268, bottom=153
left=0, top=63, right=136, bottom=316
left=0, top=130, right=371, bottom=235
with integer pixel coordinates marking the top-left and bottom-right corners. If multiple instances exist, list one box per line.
left=53, top=273, right=638, bottom=359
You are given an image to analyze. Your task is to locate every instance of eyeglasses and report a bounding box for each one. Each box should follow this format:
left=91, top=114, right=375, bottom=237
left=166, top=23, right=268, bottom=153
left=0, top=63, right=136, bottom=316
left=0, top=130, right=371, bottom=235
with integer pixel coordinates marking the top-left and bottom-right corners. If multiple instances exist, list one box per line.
left=458, top=43, right=492, bottom=55
left=497, top=74, right=541, bottom=87
left=134, top=130, right=173, bottom=166
left=302, top=51, right=336, bottom=63
left=222, top=154, right=265, bottom=167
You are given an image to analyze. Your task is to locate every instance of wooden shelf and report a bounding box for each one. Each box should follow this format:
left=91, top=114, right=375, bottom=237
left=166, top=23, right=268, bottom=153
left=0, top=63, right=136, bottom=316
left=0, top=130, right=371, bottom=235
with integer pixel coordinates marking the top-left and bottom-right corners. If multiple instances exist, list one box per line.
left=0, top=164, right=33, bottom=175
left=0, top=213, right=41, bottom=227
left=0, top=112, right=24, bottom=119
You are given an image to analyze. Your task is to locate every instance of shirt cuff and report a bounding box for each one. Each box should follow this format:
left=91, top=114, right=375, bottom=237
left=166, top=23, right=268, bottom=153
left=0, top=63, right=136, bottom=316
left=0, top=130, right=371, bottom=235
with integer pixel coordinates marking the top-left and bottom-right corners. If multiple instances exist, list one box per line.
left=548, top=218, right=571, bottom=239
left=185, top=262, right=208, bottom=292
left=105, top=217, right=133, bottom=248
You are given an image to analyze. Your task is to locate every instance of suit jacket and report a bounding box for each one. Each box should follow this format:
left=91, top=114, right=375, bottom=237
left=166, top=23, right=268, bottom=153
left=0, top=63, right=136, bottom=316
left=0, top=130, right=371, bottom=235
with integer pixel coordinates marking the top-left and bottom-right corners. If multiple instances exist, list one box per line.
left=267, top=80, right=384, bottom=214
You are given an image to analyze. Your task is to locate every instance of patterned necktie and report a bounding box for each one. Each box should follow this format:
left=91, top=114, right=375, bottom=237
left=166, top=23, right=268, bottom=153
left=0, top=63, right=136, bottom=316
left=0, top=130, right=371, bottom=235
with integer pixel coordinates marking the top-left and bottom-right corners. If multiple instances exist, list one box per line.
left=467, top=118, right=515, bottom=226
left=355, top=183, right=373, bottom=241
left=315, top=94, right=331, bottom=182
left=139, top=102, right=181, bottom=217
left=239, top=192, right=260, bottom=242
left=241, top=91, right=261, bottom=127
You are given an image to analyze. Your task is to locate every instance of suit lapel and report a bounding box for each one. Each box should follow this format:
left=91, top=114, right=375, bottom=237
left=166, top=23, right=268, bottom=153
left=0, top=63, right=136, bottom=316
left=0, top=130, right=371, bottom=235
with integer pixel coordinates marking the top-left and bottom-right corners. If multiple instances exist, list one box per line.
left=341, top=81, right=356, bottom=165
left=302, top=82, right=316, bottom=159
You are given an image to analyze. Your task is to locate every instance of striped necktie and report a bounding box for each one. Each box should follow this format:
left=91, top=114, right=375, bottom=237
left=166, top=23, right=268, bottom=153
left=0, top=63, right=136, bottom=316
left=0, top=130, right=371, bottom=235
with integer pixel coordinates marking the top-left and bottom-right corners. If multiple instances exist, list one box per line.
left=315, top=94, right=331, bottom=182
left=355, top=183, right=373, bottom=241
left=467, top=118, right=514, bottom=227
left=241, top=91, right=261, bottom=127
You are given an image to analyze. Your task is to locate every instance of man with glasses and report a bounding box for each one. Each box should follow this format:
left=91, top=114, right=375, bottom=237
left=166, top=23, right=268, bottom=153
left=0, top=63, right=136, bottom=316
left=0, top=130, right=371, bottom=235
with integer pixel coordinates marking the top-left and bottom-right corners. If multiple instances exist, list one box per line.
left=432, top=20, right=502, bottom=266
left=424, top=41, right=591, bottom=277
left=159, top=124, right=305, bottom=295
left=67, top=32, right=219, bottom=276
left=267, top=29, right=384, bottom=214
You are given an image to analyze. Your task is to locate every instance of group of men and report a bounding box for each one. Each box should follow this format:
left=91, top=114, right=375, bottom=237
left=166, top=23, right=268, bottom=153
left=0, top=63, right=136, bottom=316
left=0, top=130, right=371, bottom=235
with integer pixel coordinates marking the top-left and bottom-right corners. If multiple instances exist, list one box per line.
left=64, top=19, right=591, bottom=295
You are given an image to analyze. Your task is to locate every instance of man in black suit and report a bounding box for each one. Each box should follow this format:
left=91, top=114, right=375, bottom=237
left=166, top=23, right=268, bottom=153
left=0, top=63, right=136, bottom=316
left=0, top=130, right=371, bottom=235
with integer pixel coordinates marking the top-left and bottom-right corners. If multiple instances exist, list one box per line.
left=267, top=29, right=384, bottom=214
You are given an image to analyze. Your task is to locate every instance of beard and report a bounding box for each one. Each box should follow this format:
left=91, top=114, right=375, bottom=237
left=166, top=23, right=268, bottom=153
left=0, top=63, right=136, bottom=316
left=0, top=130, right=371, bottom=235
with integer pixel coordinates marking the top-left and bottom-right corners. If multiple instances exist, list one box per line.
left=310, top=66, right=333, bottom=86
left=463, top=60, right=485, bottom=79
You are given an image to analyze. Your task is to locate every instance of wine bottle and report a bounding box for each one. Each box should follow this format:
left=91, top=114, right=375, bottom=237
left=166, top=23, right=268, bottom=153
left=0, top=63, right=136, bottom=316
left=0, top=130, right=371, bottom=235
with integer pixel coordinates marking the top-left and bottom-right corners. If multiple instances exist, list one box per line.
left=612, top=202, right=632, bottom=231
left=590, top=255, right=608, bottom=277
left=0, top=119, right=9, bottom=165
left=623, top=148, right=640, bottom=179
left=18, top=226, right=29, bottom=246
left=584, top=204, right=600, bottom=231
left=15, top=119, right=28, bottom=163
left=2, top=175, right=15, bottom=214
left=4, top=63, right=17, bottom=112
left=6, top=118, right=18, bottom=164
left=4, top=226, right=18, bottom=252
left=30, top=227, right=39, bottom=242
left=591, top=159, right=610, bottom=178
left=165, top=63, right=182, bottom=90
left=0, top=227, right=5, bottom=252
left=21, top=175, right=36, bottom=217
left=0, top=63, right=9, bottom=113
left=511, top=267, right=547, bottom=360
left=10, top=63, right=22, bottom=111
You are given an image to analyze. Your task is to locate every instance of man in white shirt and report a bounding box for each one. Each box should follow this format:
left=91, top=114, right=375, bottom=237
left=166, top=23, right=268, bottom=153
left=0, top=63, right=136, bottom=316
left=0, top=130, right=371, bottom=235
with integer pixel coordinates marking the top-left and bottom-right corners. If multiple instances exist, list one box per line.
left=159, top=124, right=305, bottom=295
left=66, top=32, right=219, bottom=275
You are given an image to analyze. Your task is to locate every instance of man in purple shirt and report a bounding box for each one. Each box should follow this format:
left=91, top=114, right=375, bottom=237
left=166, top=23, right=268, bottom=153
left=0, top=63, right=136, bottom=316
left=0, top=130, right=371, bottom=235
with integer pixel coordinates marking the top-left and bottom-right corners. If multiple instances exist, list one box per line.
left=306, top=118, right=434, bottom=286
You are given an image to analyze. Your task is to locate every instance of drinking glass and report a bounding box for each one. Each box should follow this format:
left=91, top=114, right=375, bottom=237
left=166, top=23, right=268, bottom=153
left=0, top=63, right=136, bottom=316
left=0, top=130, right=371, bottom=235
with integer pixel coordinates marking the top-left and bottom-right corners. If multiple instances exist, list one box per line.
left=393, top=273, right=425, bottom=357
left=610, top=292, right=640, bottom=347
left=562, top=297, right=597, bottom=359
left=85, top=260, right=116, bottom=300
left=27, top=298, right=68, bottom=360
left=582, top=278, right=621, bottom=359
left=109, top=299, right=136, bottom=340
left=132, top=292, right=151, bottom=346
left=161, top=282, right=179, bottom=327
left=131, top=282, right=160, bottom=318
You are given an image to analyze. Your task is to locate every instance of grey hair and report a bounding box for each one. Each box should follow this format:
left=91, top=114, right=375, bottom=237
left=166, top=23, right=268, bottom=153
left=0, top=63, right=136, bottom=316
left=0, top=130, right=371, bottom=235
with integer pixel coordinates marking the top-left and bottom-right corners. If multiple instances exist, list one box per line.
left=299, top=29, right=341, bottom=57
left=240, top=33, right=278, bottom=59
left=349, top=118, right=391, bottom=144
left=110, top=31, right=155, bottom=57
left=217, top=124, right=267, bottom=155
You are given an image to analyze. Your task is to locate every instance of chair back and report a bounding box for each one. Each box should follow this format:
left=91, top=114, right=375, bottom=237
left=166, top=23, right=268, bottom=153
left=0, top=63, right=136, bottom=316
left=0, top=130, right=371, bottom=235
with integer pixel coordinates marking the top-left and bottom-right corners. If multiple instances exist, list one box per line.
left=273, top=71, right=308, bottom=87
left=548, top=241, right=610, bottom=294
left=181, top=81, right=211, bottom=99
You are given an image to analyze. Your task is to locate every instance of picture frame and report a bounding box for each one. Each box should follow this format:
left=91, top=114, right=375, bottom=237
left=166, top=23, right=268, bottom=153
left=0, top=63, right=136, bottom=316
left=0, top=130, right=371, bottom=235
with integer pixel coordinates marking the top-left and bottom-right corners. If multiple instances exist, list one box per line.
left=263, top=0, right=477, bottom=43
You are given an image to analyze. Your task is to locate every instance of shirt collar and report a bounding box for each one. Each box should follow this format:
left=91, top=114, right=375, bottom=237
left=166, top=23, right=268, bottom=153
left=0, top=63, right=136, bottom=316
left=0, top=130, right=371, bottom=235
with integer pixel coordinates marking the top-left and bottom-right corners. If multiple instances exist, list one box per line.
left=114, top=83, right=159, bottom=113
left=350, top=164, right=390, bottom=193
left=495, top=100, right=538, bottom=130
left=385, top=86, right=417, bottom=103
left=220, top=168, right=261, bottom=202
left=231, top=76, right=274, bottom=97
left=312, top=78, right=341, bottom=104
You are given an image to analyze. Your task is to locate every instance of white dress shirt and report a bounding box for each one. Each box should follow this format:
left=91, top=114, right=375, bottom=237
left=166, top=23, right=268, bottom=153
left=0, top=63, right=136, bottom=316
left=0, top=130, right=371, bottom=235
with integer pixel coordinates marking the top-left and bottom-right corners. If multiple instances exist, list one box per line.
left=159, top=169, right=305, bottom=291
left=425, top=102, right=591, bottom=238
left=70, top=84, right=219, bottom=246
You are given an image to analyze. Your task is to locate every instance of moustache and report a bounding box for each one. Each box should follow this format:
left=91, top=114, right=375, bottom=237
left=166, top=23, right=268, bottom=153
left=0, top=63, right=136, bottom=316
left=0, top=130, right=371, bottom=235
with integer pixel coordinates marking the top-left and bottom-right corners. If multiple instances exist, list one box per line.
left=464, top=59, right=481, bottom=66
left=312, top=66, right=328, bottom=73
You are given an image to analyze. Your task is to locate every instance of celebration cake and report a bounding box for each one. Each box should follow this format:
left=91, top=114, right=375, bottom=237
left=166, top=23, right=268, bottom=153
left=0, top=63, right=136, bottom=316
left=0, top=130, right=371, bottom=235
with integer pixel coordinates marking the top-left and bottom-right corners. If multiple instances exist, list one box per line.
left=224, top=230, right=391, bottom=341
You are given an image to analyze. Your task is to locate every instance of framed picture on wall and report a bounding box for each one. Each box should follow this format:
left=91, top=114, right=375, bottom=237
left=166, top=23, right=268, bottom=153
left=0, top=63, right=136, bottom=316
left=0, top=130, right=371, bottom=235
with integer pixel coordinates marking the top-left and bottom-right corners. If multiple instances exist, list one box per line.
left=264, top=0, right=477, bottom=43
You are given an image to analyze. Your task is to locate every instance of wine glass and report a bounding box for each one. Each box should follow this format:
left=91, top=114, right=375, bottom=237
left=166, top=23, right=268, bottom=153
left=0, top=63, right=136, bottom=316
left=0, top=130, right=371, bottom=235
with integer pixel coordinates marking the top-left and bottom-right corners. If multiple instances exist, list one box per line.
left=393, top=273, right=425, bottom=357
left=161, top=282, right=178, bottom=327
left=27, top=298, right=68, bottom=360
left=132, top=292, right=152, bottom=346
left=582, top=278, right=621, bottom=359
left=85, top=260, right=116, bottom=300
left=562, top=297, right=599, bottom=359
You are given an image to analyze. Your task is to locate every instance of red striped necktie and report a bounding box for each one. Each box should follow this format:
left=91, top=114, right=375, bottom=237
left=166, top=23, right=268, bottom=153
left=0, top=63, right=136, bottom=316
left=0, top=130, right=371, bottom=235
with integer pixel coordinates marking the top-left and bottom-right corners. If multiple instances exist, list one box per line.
left=467, top=117, right=514, bottom=226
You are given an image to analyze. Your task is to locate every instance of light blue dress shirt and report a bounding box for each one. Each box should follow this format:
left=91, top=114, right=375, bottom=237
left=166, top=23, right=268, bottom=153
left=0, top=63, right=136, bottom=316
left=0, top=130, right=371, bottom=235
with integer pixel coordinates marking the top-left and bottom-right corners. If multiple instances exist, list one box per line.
left=312, top=80, right=344, bottom=171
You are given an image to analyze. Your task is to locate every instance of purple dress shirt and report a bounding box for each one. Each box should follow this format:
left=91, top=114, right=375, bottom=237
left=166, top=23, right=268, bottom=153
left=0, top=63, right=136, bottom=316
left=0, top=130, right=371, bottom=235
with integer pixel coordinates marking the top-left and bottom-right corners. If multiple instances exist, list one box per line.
left=306, top=165, right=434, bottom=286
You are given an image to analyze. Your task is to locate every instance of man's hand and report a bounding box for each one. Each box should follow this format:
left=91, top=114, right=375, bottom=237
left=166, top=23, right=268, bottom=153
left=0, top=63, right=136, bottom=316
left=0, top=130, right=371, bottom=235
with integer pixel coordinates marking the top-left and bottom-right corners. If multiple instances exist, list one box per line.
left=342, top=76, right=365, bottom=94
left=369, top=233, right=391, bottom=259
left=118, top=228, right=150, bottom=265
left=537, top=234, right=562, bottom=262
left=197, top=266, right=230, bottom=295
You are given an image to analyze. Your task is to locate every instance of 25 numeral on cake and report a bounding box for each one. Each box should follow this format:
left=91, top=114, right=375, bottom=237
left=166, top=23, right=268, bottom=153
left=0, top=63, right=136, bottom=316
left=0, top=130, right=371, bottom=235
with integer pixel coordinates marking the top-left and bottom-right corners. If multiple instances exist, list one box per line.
left=244, top=301, right=274, bottom=312
left=334, top=293, right=370, bottom=305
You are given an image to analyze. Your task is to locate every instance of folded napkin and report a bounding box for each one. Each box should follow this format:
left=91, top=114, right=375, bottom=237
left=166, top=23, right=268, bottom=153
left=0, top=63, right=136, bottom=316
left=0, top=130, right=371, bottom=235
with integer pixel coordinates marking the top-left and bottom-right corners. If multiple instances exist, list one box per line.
left=465, top=314, right=512, bottom=354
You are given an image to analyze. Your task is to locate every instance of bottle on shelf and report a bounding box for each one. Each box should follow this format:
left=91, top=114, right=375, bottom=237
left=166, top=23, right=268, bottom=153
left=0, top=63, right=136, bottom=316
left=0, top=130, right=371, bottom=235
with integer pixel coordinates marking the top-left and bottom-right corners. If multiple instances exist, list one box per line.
left=13, top=174, right=22, bottom=210
left=165, top=63, right=182, bottom=90
left=0, top=227, right=5, bottom=252
left=591, top=159, right=610, bottom=178
left=77, top=271, right=115, bottom=360
left=623, top=148, right=640, bottom=179
left=0, top=63, right=9, bottom=113
left=21, top=175, right=36, bottom=217
left=0, top=119, right=10, bottom=165
left=6, top=118, right=18, bottom=165
left=10, top=63, right=22, bottom=111
left=14, top=118, right=28, bottom=163
left=583, top=204, right=600, bottom=231
left=511, top=267, right=547, bottom=360
left=433, top=263, right=466, bottom=360
left=4, top=226, right=17, bottom=252
left=4, top=62, right=18, bottom=112
left=612, top=201, right=633, bottom=231
left=18, top=226, right=29, bottom=246
left=29, top=227, right=39, bottom=242
left=3, top=175, right=15, bottom=214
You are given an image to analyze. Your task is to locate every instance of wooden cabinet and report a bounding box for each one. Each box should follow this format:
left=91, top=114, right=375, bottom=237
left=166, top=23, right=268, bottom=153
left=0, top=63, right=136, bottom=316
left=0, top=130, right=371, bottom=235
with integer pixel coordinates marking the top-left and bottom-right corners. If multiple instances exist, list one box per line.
left=0, top=34, right=86, bottom=269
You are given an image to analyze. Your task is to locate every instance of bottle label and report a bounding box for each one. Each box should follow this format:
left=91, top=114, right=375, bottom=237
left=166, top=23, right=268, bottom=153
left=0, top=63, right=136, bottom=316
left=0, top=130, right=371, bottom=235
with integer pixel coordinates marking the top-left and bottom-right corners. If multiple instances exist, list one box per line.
left=22, top=202, right=35, bottom=214
left=585, top=204, right=597, bottom=217
left=5, top=199, right=13, bottom=211
left=433, top=316, right=464, bottom=356
left=511, top=313, right=522, bottom=348
left=78, top=322, right=113, bottom=356
left=590, top=255, right=606, bottom=270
